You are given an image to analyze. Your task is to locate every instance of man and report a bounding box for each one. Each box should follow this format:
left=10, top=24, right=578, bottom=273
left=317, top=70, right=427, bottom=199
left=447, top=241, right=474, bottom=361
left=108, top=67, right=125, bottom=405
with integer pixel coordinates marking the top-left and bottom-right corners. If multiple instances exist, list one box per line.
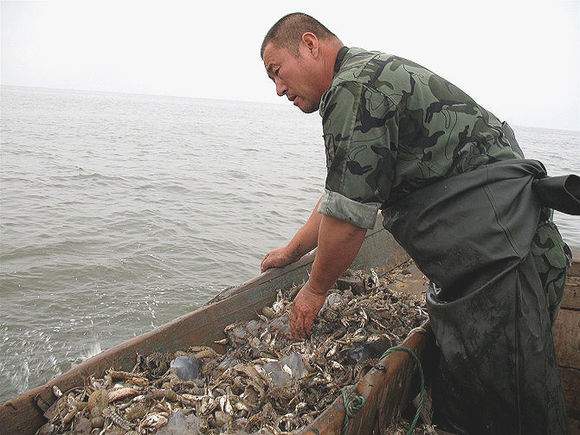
left=259, top=12, right=577, bottom=434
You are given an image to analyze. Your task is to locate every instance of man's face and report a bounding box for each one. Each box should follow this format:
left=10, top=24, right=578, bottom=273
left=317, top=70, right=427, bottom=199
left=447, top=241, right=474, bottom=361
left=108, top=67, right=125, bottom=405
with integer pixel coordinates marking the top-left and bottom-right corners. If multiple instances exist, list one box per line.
left=263, top=42, right=324, bottom=114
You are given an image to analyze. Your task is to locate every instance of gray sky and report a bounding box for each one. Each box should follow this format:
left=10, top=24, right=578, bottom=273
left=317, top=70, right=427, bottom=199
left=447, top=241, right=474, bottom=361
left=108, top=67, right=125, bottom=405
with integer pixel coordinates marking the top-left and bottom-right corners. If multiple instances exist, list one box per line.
left=2, top=0, right=579, bottom=131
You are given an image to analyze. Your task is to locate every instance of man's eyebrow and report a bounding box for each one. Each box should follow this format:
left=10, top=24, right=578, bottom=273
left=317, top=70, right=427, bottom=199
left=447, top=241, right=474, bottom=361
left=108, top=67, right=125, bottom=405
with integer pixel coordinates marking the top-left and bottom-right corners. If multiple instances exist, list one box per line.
left=265, top=63, right=277, bottom=80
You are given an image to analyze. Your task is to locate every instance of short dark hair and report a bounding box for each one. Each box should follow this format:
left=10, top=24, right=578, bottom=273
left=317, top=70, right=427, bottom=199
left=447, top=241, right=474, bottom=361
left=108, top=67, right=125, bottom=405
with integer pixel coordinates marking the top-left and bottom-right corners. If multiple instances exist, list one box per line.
left=260, top=13, right=337, bottom=58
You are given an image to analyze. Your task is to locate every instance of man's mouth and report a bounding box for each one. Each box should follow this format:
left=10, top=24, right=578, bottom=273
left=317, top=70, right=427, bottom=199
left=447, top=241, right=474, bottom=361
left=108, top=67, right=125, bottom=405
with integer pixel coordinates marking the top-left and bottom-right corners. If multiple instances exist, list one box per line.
left=288, top=95, right=299, bottom=106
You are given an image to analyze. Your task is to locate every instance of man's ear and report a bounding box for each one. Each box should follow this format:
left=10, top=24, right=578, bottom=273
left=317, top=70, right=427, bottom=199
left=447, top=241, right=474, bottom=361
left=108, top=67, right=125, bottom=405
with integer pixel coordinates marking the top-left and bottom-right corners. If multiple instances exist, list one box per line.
left=301, top=32, right=320, bottom=57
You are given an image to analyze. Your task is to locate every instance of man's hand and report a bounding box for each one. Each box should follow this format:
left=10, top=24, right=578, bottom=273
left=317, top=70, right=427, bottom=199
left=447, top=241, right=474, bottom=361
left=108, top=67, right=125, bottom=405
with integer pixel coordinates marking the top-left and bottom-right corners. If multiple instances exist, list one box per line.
left=290, top=281, right=327, bottom=339
left=288, top=214, right=367, bottom=339
left=261, top=197, right=323, bottom=273
left=261, top=246, right=297, bottom=272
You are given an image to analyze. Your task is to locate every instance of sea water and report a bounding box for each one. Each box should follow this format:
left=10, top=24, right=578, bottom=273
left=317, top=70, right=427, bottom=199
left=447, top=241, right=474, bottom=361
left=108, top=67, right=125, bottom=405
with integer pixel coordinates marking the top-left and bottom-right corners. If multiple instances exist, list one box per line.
left=0, top=85, right=578, bottom=402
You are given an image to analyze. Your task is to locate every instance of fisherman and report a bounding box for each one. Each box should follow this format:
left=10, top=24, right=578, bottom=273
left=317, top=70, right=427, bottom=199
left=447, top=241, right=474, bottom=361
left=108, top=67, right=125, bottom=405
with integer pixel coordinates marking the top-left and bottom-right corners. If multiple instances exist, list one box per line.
left=259, top=12, right=579, bottom=434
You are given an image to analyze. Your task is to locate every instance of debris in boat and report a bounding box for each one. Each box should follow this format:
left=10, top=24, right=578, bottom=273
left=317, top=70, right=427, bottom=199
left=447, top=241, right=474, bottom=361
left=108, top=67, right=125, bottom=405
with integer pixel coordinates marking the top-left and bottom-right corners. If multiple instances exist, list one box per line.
left=170, top=356, right=202, bottom=381
left=40, top=261, right=429, bottom=434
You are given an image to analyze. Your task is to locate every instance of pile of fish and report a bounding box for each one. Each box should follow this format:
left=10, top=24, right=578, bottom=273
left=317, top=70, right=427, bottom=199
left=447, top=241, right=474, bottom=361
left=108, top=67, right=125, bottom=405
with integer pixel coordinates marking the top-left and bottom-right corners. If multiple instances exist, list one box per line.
left=38, top=261, right=429, bottom=434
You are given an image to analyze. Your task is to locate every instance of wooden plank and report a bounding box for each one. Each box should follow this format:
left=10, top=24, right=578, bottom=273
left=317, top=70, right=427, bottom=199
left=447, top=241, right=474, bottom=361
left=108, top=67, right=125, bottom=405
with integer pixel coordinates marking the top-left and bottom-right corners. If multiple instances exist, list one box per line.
left=389, top=262, right=427, bottom=301
left=554, top=309, right=580, bottom=369
left=0, top=224, right=408, bottom=435
left=560, top=248, right=579, bottom=310
left=562, top=269, right=580, bottom=311
left=570, top=249, right=580, bottom=276
left=0, top=273, right=282, bottom=434
left=560, top=367, right=580, bottom=420
left=299, top=323, right=432, bottom=435
left=560, top=245, right=580, bottom=422
left=349, top=225, right=408, bottom=273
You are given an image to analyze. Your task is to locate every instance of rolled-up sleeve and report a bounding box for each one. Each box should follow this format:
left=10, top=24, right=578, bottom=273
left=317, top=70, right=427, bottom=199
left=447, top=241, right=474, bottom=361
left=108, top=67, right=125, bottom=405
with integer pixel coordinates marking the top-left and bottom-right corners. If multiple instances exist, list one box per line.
left=319, top=80, right=397, bottom=229
left=318, top=188, right=380, bottom=229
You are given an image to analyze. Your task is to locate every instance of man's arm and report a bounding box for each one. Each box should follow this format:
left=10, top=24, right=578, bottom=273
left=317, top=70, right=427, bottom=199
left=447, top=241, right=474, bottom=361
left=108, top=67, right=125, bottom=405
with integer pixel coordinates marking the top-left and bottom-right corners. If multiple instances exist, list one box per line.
left=290, top=214, right=366, bottom=338
left=289, top=80, right=397, bottom=339
left=260, top=197, right=322, bottom=272
left=311, top=214, right=366, bottom=291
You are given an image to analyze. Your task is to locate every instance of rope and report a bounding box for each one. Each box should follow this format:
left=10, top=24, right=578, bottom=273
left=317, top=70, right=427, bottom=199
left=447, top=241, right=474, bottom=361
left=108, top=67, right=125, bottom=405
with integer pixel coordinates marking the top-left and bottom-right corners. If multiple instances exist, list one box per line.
left=341, top=384, right=365, bottom=435
left=339, top=344, right=427, bottom=435
left=380, top=345, right=427, bottom=435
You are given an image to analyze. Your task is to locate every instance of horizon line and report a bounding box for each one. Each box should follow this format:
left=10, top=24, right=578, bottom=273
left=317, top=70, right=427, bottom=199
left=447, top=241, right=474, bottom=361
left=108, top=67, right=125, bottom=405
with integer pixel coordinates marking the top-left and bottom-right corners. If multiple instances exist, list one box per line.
left=0, top=83, right=286, bottom=108
left=2, top=83, right=579, bottom=134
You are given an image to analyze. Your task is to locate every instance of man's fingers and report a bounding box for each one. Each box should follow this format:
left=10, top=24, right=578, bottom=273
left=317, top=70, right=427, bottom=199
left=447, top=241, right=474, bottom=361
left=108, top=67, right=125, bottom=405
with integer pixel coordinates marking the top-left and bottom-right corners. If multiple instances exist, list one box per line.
left=305, top=318, right=314, bottom=336
left=296, top=318, right=307, bottom=340
left=292, top=324, right=304, bottom=340
left=290, top=308, right=298, bottom=335
left=290, top=307, right=304, bottom=340
left=298, top=318, right=309, bottom=339
left=260, top=254, right=270, bottom=272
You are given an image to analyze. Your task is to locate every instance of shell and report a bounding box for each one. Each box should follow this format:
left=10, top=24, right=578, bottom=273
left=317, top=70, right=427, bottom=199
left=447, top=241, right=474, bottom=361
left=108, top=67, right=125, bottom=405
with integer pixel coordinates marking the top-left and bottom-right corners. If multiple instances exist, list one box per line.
left=107, top=387, right=140, bottom=403
left=46, top=260, right=429, bottom=434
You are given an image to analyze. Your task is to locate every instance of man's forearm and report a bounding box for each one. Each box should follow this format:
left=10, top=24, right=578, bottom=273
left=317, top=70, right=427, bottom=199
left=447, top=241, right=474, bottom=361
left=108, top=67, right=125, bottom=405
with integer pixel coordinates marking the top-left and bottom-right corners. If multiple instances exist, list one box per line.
left=286, top=197, right=323, bottom=260
left=308, top=214, right=366, bottom=294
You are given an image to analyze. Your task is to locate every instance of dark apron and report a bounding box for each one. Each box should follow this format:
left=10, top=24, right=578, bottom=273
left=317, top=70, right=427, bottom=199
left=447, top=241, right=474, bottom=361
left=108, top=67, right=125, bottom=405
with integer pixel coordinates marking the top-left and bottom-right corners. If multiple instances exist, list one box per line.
left=382, top=159, right=579, bottom=434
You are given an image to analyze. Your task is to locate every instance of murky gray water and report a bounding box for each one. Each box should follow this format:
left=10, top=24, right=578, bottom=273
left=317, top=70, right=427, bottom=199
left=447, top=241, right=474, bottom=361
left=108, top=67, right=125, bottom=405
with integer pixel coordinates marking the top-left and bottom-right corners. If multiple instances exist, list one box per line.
left=0, top=86, right=578, bottom=403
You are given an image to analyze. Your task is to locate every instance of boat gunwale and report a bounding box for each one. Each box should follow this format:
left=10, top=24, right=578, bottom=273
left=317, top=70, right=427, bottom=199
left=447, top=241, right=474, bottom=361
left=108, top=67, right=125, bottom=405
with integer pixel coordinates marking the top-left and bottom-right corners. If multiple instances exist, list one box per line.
left=0, top=226, right=406, bottom=434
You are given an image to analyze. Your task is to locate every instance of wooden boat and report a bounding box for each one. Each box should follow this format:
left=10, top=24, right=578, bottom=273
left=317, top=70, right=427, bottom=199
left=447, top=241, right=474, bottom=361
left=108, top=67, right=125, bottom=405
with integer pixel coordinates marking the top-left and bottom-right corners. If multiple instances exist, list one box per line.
left=0, top=222, right=578, bottom=434
left=555, top=246, right=580, bottom=433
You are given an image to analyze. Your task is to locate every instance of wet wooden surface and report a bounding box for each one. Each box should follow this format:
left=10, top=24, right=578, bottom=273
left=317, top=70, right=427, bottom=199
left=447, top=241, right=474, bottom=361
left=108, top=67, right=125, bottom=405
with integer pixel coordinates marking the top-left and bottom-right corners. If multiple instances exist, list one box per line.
left=556, top=249, right=580, bottom=423
left=554, top=309, right=580, bottom=369
left=561, top=272, right=579, bottom=310
left=299, top=323, right=432, bottom=435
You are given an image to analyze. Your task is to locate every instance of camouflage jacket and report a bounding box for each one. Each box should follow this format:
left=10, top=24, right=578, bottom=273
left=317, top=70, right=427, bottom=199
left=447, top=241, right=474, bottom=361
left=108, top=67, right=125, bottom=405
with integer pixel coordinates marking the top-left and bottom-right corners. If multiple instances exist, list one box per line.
left=318, top=46, right=524, bottom=228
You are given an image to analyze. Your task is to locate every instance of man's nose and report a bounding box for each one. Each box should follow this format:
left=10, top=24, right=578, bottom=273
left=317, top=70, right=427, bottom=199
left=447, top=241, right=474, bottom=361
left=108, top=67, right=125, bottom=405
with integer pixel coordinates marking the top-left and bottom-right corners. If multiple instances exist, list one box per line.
left=275, top=78, right=287, bottom=97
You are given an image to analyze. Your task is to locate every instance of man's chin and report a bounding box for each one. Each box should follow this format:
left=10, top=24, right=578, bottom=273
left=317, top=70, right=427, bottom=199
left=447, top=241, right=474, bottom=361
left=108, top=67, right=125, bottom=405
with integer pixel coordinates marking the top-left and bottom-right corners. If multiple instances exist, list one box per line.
left=296, top=101, right=319, bottom=114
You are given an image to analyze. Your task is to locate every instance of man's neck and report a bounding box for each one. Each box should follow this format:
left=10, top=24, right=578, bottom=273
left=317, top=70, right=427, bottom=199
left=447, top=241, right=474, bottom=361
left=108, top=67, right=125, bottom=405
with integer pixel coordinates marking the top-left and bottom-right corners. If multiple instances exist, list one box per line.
left=320, top=40, right=344, bottom=91
left=333, top=45, right=349, bottom=75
